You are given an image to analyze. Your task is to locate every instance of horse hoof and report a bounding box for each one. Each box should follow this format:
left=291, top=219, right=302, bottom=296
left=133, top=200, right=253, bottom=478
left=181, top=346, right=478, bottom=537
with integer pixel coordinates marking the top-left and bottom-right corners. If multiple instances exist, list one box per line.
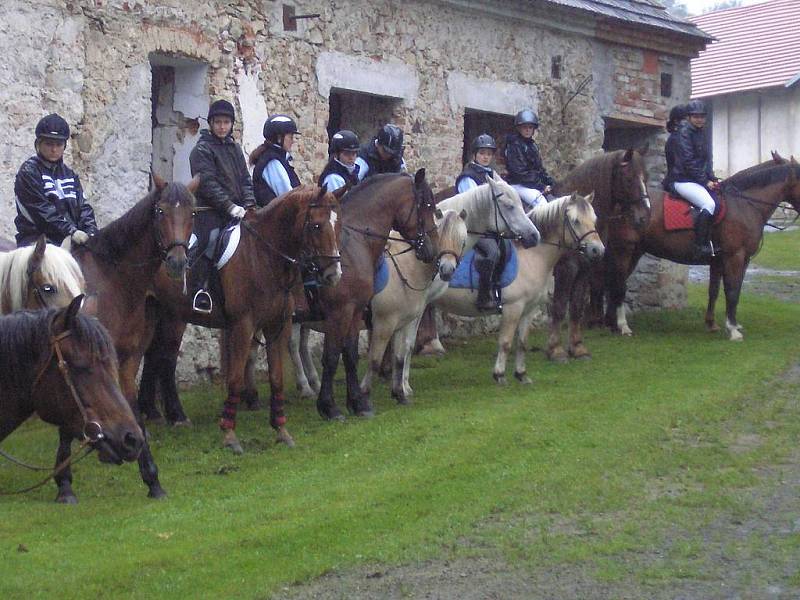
left=147, top=486, right=167, bottom=500
left=514, top=372, right=533, bottom=385
left=493, top=373, right=507, bottom=385
left=55, top=494, right=78, bottom=505
left=357, top=409, right=375, bottom=418
left=171, top=419, right=192, bottom=428
left=145, top=413, right=166, bottom=426
left=276, top=427, right=295, bottom=448
left=317, top=404, right=345, bottom=422
left=222, top=431, right=244, bottom=455
left=569, top=348, right=592, bottom=360
left=706, top=322, right=720, bottom=333
left=419, top=340, right=446, bottom=356
left=299, top=387, right=316, bottom=400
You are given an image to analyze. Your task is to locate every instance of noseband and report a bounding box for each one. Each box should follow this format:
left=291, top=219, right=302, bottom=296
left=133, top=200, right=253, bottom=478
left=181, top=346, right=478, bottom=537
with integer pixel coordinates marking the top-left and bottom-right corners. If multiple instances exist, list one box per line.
left=298, top=202, right=342, bottom=283
left=153, top=204, right=192, bottom=260
left=563, top=212, right=599, bottom=255
left=467, top=190, right=526, bottom=242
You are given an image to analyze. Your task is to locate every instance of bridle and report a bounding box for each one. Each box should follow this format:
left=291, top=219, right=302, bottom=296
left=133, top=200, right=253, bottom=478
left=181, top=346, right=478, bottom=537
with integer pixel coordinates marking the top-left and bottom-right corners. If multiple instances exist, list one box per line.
left=153, top=203, right=193, bottom=260
left=467, top=189, right=530, bottom=243
left=538, top=209, right=599, bottom=255
left=27, top=261, right=54, bottom=310
left=607, top=163, right=651, bottom=222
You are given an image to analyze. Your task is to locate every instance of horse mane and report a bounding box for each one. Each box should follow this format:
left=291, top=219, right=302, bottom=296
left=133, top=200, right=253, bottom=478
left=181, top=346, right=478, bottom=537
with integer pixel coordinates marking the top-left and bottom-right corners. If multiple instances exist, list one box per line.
left=557, top=150, right=644, bottom=210
left=723, top=161, right=800, bottom=192
left=0, top=308, right=116, bottom=398
left=341, top=173, right=409, bottom=207
left=530, top=194, right=591, bottom=238
left=0, top=245, right=84, bottom=311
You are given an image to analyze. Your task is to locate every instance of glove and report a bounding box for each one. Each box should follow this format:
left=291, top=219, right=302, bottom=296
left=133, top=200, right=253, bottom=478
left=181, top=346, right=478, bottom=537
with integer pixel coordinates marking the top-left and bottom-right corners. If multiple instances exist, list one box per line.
left=228, top=205, right=246, bottom=219
left=71, top=230, right=90, bottom=245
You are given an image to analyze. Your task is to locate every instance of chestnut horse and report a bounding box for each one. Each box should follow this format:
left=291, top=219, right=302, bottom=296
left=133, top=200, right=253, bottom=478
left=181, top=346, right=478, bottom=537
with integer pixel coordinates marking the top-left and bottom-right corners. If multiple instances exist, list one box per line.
left=140, top=185, right=343, bottom=454
left=606, top=157, right=800, bottom=340
left=547, top=148, right=651, bottom=361
left=0, top=296, right=144, bottom=503
left=311, top=170, right=439, bottom=420
left=71, top=176, right=196, bottom=498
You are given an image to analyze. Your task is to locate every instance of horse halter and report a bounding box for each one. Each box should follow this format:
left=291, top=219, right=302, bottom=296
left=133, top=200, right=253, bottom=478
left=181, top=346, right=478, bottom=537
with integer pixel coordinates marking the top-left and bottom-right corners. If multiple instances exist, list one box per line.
left=153, top=203, right=193, bottom=259
left=32, top=328, right=105, bottom=444
left=562, top=211, right=599, bottom=255
left=468, top=190, right=524, bottom=242
left=398, top=181, right=437, bottom=262
left=298, top=201, right=342, bottom=284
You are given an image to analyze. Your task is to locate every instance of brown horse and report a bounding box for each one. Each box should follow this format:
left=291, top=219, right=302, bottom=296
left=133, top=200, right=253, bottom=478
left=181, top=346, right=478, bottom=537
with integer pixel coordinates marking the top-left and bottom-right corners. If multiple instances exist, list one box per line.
left=547, top=148, right=651, bottom=360
left=606, top=157, right=800, bottom=340
left=311, top=170, right=439, bottom=420
left=0, top=296, right=144, bottom=503
left=72, top=176, right=196, bottom=498
left=140, top=185, right=343, bottom=454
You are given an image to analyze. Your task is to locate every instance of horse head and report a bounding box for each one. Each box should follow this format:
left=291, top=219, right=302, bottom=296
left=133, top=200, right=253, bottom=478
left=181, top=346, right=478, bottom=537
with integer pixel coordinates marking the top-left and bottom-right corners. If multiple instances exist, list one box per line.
left=43, top=295, right=144, bottom=464
left=152, top=174, right=197, bottom=281
left=784, top=156, right=800, bottom=212
left=566, top=192, right=605, bottom=261
left=611, top=148, right=651, bottom=230
left=487, top=175, right=541, bottom=248
left=24, top=235, right=85, bottom=310
left=401, top=169, right=439, bottom=264
left=296, top=184, right=342, bottom=287
left=433, top=208, right=468, bottom=282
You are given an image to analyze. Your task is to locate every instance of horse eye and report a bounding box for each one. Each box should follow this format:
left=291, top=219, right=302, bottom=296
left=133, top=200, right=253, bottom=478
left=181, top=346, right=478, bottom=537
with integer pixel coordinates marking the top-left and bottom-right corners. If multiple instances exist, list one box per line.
left=314, top=223, right=322, bottom=231
left=41, top=284, right=56, bottom=294
left=156, top=207, right=165, bottom=215
left=191, top=211, right=197, bottom=218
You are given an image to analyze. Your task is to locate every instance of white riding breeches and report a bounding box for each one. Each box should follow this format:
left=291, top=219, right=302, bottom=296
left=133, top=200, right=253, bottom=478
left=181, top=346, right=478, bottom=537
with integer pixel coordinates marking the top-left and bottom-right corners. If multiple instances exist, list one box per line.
left=513, top=185, right=547, bottom=210
left=673, top=181, right=715, bottom=214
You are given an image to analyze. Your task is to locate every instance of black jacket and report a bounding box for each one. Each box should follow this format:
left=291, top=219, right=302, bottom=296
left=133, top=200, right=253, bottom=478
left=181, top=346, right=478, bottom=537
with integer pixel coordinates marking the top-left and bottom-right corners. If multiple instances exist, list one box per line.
left=662, top=132, right=680, bottom=192
left=358, top=140, right=405, bottom=180
left=318, top=158, right=360, bottom=190
left=14, top=155, right=98, bottom=246
left=456, top=162, right=495, bottom=189
left=252, top=144, right=300, bottom=206
left=671, top=121, right=715, bottom=185
left=189, top=129, right=255, bottom=213
left=503, top=133, right=554, bottom=190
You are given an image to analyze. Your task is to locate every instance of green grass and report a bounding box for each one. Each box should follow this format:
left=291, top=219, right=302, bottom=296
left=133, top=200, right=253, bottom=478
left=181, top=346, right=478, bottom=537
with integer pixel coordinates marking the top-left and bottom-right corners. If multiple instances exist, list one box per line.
left=752, top=228, right=800, bottom=270
left=2, top=286, right=800, bottom=598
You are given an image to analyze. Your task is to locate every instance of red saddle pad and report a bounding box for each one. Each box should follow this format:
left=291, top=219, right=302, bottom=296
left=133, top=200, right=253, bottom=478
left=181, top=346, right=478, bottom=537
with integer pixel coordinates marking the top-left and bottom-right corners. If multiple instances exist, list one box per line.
left=663, top=192, right=727, bottom=231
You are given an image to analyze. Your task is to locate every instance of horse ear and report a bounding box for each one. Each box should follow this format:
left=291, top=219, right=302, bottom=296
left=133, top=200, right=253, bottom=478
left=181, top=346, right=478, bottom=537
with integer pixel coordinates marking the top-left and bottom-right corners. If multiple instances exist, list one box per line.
left=333, top=185, right=349, bottom=200
left=152, top=173, right=168, bottom=192
left=58, top=294, right=85, bottom=332
left=414, top=168, right=426, bottom=187
left=622, top=149, right=634, bottom=164
left=186, top=175, right=201, bottom=194
left=569, top=191, right=580, bottom=203
left=316, top=182, right=328, bottom=201
left=459, top=208, right=468, bottom=221
left=771, top=150, right=785, bottom=164
left=585, top=192, right=595, bottom=205
left=434, top=208, right=443, bottom=220
left=31, top=235, right=47, bottom=270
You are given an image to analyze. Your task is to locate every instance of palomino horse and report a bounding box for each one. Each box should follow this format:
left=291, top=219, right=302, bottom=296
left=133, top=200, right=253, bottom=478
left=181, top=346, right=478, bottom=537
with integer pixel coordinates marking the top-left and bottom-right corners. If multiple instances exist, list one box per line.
left=435, top=193, right=604, bottom=384
left=606, top=157, right=800, bottom=341
left=72, top=176, right=196, bottom=498
left=0, top=235, right=84, bottom=312
left=547, top=148, right=651, bottom=361
left=300, top=171, right=439, bottom=420
left=140, top=185, right=343, bottom=454
left=359, top=208, right=468, bottom=405
left=0, top=296, right=144, bottom=503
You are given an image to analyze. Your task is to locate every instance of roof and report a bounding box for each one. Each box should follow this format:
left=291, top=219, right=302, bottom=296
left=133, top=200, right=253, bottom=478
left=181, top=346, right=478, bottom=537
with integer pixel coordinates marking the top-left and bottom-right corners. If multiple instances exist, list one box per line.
left=690, top=0, right=800, bottom=98
left=540, top=0, right=712, bottom=40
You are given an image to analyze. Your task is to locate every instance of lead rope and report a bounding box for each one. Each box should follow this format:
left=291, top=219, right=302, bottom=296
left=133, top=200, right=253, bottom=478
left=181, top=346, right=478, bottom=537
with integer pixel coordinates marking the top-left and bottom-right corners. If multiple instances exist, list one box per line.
left=0, top=439, right=94, bottom=496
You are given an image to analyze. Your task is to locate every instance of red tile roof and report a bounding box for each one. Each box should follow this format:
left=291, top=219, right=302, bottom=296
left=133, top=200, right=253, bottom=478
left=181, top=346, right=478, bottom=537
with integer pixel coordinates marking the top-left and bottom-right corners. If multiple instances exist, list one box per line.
left=690, top=0, right=800, bottom=98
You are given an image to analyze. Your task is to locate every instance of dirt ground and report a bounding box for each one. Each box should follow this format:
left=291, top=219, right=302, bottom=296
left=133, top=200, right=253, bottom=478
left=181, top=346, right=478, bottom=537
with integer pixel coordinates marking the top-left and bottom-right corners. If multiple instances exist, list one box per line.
left=276, top=271, right=800, bottom=600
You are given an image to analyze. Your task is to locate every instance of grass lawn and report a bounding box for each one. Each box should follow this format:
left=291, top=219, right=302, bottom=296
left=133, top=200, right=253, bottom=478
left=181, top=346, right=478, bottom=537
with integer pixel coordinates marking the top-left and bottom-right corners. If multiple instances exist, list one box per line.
left=2, top=286, right=800, bottom=598
left=752, top=227, right=800, bottom=271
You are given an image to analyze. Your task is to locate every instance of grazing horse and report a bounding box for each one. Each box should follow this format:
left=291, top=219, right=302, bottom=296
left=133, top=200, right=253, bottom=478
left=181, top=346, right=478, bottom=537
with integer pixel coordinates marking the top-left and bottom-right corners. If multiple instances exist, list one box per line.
left=607, top=157, right=800, bottom=341
left=305, top=170, right=439, bottom=420
left=140, top=185, right=343, bottom=454
left=0, top=235, right=84, bottom=312
left=72, top=176, right=196, bottom=498
left=435, top=193, right=604, bottom=384
left=547, top=148, right=651, bottom=361
left=0, top=296, right=144, bottom=503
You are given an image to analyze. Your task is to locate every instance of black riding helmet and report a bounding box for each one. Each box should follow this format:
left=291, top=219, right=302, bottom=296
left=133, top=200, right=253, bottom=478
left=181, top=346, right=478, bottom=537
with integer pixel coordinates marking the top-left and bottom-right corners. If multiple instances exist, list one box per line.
left=330, top=129, right=360, bottom=153
left=207, top=99, right=236, bottom=122
left=263, top=114, right=300, bottom=143
left=35, top=114, right=70, bottom=142
left=376, top=124, right=404, bottom=158
left=666, top=104, right=687, bottom=133
left=686, top=99, right=707, bottom=116
left=514, top=108, right=539, bottom=128
left=471, top=133, right=497, bottom=154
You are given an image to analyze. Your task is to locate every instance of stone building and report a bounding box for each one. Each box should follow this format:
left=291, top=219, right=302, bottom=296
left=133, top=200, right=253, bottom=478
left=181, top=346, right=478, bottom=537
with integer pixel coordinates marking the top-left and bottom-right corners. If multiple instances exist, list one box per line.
left=0, top=0, right=709, bottom=383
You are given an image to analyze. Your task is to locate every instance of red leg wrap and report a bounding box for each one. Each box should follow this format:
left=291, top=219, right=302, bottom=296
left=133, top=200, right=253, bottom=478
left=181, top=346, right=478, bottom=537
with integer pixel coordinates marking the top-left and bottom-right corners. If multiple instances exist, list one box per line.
left=219, top=395, right=240, bottom=430
left=270, top=392, right=287, bottom=429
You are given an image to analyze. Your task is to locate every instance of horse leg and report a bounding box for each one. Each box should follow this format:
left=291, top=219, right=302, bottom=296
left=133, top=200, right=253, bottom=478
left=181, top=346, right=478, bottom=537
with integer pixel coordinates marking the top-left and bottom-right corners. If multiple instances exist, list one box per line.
left=513, top=308, right=536, bottom=385
left=138, top=342, right=163, bottom=424
left=722, top=252, right=747, bottom=341
left=392, top=316, right=420, bottom=404
left=587, top=261, right=605, bottom=328
left=568, top=263, right=592, bottom=359
left=605, top=246, right=641, bottom=337
left=264, top=322, right=294, bottom=447
left=547, top=256, right=574, bottom=363
left=705, top=257, right=723, bottom=333
left=53, top=428, right=77, bottom=504
left=494, top=301, right=524, bottom=384
left=299, top=326, right=320, bottom=394
left=241, top=339, right=263, bottom=411
left=289, top=323, right=315, bottom=399
left=416, top=306, right=446, bottom=356
left=343, top=324, right=373, bottom=417
left=361, top=309, right=397, bottom=398
left=154, top=318, right=190, bottom=426
left=219, top=317, right=255, bottom=453
left=317, top=324, right=345, bottom=421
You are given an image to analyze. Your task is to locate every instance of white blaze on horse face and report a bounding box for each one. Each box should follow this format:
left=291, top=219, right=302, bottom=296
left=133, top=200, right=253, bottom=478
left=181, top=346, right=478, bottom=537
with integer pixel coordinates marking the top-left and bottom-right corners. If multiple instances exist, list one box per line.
left=640, top=178, right=650, bottom=210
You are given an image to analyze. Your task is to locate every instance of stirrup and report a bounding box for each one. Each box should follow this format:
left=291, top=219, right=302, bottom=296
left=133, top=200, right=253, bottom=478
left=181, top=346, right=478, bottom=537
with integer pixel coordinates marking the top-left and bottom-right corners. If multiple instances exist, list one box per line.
left=192, top=289, right=213, bottom=314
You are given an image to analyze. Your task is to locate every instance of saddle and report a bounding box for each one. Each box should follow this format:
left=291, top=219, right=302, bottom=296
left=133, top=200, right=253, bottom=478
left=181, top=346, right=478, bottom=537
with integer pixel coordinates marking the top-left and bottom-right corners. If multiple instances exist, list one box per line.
left=187, top=212, right=241, bottom=313
left=663, top=192, right=727, bottom=232
left=449, top=239, right=518, bottom=291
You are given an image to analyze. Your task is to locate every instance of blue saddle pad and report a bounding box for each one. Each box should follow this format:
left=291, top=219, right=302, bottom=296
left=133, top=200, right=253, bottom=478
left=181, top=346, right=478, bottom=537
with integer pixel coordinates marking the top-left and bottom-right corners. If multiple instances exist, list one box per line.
left=374, top=253, right=389, bottom=295
left=449, top=240, right=518, bottom=290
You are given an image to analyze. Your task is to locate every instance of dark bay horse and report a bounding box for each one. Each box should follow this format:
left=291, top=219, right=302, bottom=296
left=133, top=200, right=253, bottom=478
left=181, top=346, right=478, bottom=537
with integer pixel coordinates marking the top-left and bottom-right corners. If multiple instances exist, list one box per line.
left=312, top=170, right=439, bottom=420
left=547, top=148, right=651, bottom=360
left=606, top=157, right=800, bottom=340
left=0, top=296, right=144, bottom=503
left=72, top=176, right=196, bottom=498
left=140, top=185, right=343, bottom=454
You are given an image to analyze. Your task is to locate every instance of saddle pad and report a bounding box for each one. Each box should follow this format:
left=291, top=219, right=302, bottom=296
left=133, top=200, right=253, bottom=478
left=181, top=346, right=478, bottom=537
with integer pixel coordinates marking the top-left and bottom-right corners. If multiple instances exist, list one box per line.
left=449, top=240, right=518, bottom=290
left=663, top=192, right=727, bottom=232
left=374, top=253, right=389, bottom=295
left=188, top=222, right=241, bottom=269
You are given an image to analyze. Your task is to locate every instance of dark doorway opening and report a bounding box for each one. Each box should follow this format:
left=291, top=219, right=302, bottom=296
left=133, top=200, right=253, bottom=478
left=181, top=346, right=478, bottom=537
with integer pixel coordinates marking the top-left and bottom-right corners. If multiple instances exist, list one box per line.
left=462, top=109, right=515, bottom=174
left=327, top=89, right=400, bottom=152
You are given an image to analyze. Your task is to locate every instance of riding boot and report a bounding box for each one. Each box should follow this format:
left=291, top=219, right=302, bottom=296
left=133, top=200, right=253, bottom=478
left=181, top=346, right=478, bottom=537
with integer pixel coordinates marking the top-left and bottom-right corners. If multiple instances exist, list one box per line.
left=692, top=209, right=714, bottom=260
left=190, top=256, right=213, bottom=314
left=475, top=258, right=501, bottom=313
